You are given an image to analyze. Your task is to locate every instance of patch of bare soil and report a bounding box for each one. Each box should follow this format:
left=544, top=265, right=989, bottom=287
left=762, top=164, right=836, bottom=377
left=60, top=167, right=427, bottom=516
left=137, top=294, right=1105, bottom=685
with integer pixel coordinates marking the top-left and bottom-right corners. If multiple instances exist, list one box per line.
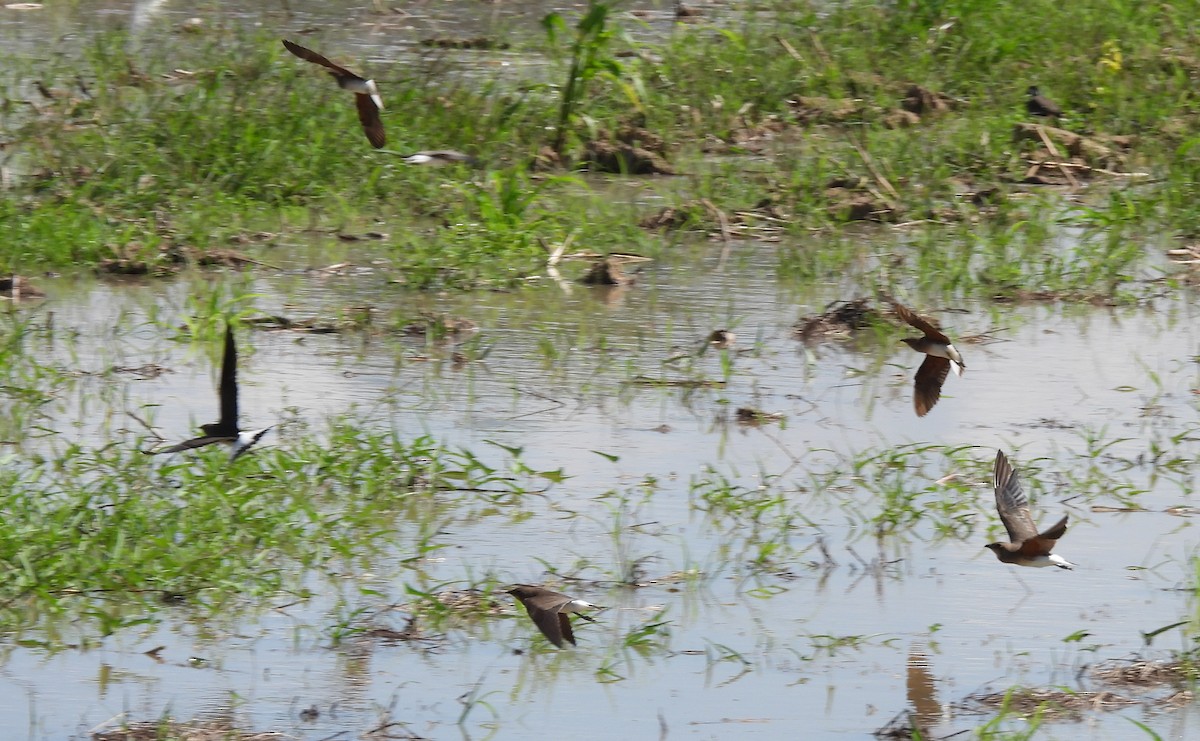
left=639, top=200, right=707, bottom=230
left=794, top=298, right=878, bottom=341
left=581, top=122, right=676, bottom=175
left=530, top=145, right=563, bottom=172
left=824, top=177, right=900, bottom=223
left=900, top=84, right=958, bottom=116
left=97, top=242, right=162, bottom=276
left=790, top=96, right=871, bottom=125
left=703, top=116, right=790, bottom=154
left=579, top=255, right=638, bottom=285
left=639, top=198, right=788, bottom=241
left=789, top=82, right=958, bottom=129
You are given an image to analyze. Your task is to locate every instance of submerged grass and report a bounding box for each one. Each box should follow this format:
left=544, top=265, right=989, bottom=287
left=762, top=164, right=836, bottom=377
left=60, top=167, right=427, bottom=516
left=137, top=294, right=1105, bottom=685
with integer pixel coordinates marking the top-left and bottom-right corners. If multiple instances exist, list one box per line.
left=0, top=423, right=562, bottom=641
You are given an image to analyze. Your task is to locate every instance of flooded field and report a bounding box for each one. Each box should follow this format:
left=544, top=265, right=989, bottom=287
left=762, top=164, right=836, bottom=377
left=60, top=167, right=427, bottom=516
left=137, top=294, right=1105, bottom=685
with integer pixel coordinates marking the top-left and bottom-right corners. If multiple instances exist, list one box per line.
left=1, top=236, right=1196, bottom=740
left=3, top=1, right=1200, bottom=740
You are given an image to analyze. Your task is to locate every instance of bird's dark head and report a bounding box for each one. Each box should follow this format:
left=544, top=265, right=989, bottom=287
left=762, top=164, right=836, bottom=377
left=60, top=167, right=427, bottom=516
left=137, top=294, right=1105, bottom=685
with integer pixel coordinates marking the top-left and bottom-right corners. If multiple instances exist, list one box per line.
left=505, top=585, right=534, bottom=599
left=900, top=337, right=921, bottom=350
left=1026, top=85, right=1040, bottom=97
left=983, top=542, right=1013, bottom=561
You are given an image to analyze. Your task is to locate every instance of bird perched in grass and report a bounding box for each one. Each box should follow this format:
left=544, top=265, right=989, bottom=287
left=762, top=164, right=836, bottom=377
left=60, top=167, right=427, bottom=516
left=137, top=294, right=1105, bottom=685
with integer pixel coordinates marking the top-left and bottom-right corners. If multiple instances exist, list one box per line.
left=1025, top=85, right=1062, bottom=119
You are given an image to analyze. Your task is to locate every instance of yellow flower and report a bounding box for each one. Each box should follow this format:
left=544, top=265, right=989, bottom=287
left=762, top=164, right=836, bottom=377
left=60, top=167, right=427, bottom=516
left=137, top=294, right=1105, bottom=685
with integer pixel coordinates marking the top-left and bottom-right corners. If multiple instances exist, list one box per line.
left=1098, top=40, right=1122, bottom=74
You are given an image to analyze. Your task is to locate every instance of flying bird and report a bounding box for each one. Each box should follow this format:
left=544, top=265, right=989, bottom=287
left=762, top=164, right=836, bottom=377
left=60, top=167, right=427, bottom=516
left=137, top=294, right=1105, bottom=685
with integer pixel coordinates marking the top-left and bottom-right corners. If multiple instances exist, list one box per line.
left=147, top=323, right=272, bottom=462
left=400, top=150, right=479, bottom=167
left=506, top=585, right=599, bottom=648
left=986, top=450, right=1074, bottom=569
left=282, top=39, right=385, bottom=148
left=889, top=299, right=965, bottom=417
left=1025, top=85, right=1062, bottom=118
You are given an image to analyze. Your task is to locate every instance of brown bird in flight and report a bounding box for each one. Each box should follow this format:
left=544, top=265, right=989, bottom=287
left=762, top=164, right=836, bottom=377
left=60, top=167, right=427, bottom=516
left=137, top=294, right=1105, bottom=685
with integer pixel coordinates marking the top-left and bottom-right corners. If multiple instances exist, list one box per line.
left=889, top=299, right=965, bottom=417
left=506, top=585, right=599, bottom=648
left=985, top=450, right=1074, bottom=569
left=282, top=39, right=385, bottom=148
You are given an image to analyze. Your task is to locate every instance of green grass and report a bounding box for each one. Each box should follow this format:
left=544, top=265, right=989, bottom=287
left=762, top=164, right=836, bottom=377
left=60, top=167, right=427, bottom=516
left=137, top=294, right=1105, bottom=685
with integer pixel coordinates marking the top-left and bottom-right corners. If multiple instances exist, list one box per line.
left=0, top=424, right=561, bottom=640
left=4, top=1, right=1199, bottom=293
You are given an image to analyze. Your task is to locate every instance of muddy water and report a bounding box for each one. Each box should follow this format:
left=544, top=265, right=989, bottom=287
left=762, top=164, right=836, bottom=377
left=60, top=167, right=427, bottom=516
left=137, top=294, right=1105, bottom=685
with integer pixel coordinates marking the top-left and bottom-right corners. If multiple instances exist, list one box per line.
left=2, top=230, right=1199, bottom=740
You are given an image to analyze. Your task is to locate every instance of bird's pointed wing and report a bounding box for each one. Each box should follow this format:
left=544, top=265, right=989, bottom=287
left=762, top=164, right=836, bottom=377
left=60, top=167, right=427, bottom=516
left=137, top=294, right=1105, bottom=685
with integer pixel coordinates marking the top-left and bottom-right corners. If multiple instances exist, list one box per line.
left=891, top=300, right=951, bottom=344
left=913, top=355, right=950, bottom=417
left=218, top=323, right=239, bottom=429
left=525, top=604, right=565, bottom=648
left=1035, top=514, right=1068, bottom=543
left=355, top=94, right=386, bottom=148
left=1019, top=515, right=1068, bottom=558
left=282, top=39, right=358, bottom=78
left=148, top=436, right=230, bottom=455
left=993, top=451, right=1038, bottom=542
left=558, top=613, right=576, bottom=646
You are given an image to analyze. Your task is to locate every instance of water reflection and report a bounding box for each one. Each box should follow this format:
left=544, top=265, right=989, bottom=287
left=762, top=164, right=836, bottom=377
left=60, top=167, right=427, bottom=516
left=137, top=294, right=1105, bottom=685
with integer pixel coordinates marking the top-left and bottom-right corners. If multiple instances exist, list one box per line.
left=906, top=647, right=940, bottom=732
left=128, top=0, right=169, bottom=43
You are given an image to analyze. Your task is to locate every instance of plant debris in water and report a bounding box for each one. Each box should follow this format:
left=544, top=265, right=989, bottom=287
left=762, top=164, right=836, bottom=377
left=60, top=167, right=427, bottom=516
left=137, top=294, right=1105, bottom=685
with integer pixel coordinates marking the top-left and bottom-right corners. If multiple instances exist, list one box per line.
left=961, top=687, right=1139, bottom=718
left=794, top=298, right=878, bottom=340
left=92, top=719, right=289, bottom=741
left=1090, top=657, right=1200, bottom=688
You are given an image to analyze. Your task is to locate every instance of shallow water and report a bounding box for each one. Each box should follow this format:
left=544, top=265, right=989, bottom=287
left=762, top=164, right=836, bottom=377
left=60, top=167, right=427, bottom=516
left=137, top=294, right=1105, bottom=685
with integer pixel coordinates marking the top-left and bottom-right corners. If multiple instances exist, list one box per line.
left=2, top=229, right=1198, bottom=740
left=3, top=2, right=1200, bottom=740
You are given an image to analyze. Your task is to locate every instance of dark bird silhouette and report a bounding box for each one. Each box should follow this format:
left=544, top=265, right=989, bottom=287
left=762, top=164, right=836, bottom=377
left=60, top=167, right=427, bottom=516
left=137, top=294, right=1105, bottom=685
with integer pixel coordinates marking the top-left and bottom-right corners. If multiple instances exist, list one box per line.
left=889, top=299, right=965, bottom=417
left=147, top=323, right=272, bottom=462
left=282, top=39, right=385, bottom=148
left=506, top=585, right=598, bottom=648
left=986, top=450, right=1074, bottom=569
left=1025, top=85, right=1062, bottom=118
